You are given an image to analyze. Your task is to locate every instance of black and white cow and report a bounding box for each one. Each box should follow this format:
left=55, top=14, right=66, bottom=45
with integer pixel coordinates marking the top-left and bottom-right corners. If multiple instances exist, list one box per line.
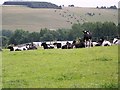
left=7, top=45, right=28, bottom=51
left=61, top=41, right=73, bottom=49
left=113, top=38, right=120, bottom=45
left=41, top=42, right=54, bottom=49
left=102, top=40, right=111, bottom=46
left=7, top=43, right=37, bottom=51
left=26, top=43, right=37, bottom=50
left=96, top=38, right=111, bottom=46
left=92, top=42, right=100, bottom=47
left=83, top=30, right=92, bottom=48
left=53, top=43, right=61, bottom=49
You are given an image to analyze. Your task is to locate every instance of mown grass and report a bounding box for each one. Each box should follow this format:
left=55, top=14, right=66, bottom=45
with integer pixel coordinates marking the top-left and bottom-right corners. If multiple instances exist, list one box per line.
left=2, top=45, right=118, bottom=88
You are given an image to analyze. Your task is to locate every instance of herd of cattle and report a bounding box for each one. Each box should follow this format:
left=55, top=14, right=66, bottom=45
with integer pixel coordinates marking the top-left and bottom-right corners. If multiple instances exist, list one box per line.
left=7, top=38, right=120, bottom=51
left=7, top=31, right=120, bottom=51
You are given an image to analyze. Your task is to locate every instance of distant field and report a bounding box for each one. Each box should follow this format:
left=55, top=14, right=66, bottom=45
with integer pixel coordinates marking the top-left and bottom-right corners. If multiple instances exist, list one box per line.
left=2, top=6, right=118, bottom=32
left=2, top=45, right=118, bottom=88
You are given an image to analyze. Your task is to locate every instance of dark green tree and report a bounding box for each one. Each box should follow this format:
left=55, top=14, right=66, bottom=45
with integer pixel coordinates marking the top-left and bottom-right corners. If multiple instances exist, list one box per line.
left=9, top=29, right=29, bottom=45
left=117, top=23, right=120, bottom=37
left=0, top=36, right=9, bottom=48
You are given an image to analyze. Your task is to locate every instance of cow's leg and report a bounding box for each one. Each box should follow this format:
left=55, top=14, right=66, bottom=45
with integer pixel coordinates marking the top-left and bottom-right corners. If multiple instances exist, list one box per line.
left=87, top=41, right=89, bottom=48
left=84, top=40, right=86, bottom=48
left=87, top=39, right=90, bottom=48
left=85, top=40, right=87, bottom=48
left=89, top=39, right=92, bottom=48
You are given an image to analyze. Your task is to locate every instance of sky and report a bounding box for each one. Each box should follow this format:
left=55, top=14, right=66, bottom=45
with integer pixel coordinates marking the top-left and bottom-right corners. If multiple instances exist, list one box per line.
left=0, top=0, right=120, bottom=7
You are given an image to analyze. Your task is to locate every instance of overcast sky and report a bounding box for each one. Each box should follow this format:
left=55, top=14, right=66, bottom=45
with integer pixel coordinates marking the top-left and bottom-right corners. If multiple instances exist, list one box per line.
left=0, top=0, right=120, bottom=7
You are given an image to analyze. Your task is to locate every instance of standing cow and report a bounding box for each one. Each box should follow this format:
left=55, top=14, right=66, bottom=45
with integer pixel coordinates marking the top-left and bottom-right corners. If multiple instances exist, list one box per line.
left=83, top=30, right=92, bottom=48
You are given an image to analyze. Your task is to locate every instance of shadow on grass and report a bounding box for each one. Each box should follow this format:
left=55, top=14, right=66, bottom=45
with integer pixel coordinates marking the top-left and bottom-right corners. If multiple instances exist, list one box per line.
left=100, top=82, right=118, bottom=88
left=95, top=57, right=112, bottom=61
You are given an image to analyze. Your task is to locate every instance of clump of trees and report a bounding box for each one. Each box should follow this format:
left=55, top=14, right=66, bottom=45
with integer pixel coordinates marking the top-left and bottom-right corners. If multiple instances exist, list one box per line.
left=1, top=22, right=119, bottom=48
left=96, top=5, right=117, bottom=9
left=68, top=5, right=74, bottom=7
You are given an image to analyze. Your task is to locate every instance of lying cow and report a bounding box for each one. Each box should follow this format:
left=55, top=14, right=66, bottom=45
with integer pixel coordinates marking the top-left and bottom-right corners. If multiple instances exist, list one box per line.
left=113, top=38, right=120, bottom=45
left=53, top=43, right=61, bottom=49
left=96, top=38, right=111, bottom=46
left=62, top=41, right=74, bottom=49
left=7, top=45, right=27, bottom=51
left=72, top=39, right=85, bottom=48
left=102, top=40, right=111, bottom=46
left=26, top=43, right=37, bottom=50
left=41, top=42, right=54, bottom=49
left=7, top=43, right=37, bottom=51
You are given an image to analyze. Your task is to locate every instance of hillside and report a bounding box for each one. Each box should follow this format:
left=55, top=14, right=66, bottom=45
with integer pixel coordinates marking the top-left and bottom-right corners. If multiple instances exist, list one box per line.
left=2, top=6, right=118, bottom=32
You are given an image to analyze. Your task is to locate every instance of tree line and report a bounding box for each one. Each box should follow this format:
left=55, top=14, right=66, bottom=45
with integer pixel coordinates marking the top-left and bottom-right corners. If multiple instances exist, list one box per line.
left=96, top=5, right=117, bottom=9
left=0, top=22, right=119, bottom=48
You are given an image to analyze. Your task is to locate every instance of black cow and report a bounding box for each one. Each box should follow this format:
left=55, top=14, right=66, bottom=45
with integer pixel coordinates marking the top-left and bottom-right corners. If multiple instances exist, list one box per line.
left=66, top=41, right=73, bottom=49
left=7, top=45, right=14, bottom=51
left=62, top=41, right=73, bottom=49
left=83, top=30, right=92, bottom=48
left=41, top=42, right=48, bottom=49
left=62, top=45, right=67, bottom=49
left=72, top=39, right=85, bottom=48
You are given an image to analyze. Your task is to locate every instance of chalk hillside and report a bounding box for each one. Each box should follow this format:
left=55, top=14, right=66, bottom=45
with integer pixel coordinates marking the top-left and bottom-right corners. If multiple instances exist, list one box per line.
left=2, top=6, right=118, bottom=32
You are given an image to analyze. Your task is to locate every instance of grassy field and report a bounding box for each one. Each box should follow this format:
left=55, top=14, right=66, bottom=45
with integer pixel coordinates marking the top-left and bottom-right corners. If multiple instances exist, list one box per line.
left=2, top=6, right=118, bottom=32
left=2, top=45, right=118, bottom=88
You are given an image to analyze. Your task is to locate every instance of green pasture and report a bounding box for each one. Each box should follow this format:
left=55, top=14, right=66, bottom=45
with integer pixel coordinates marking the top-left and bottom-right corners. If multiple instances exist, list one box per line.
left=2, top=45, right=118, bottom=88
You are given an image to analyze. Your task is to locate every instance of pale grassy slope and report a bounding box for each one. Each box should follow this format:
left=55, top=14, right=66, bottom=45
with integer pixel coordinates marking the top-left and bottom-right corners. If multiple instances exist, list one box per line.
left=64, top=7, right=118, bottom=24
left=2, top=6, right=118, bottom=32
left=2, top=6, right=72, bottom=31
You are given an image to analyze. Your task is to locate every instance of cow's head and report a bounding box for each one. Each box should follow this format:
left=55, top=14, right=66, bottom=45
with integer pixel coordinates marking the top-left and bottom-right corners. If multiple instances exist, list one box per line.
left=7, top=45, right=14, bottom=51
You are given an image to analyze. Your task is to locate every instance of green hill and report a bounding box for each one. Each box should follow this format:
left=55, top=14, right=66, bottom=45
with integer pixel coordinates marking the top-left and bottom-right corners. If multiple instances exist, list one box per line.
left=2, top=6, right=118, bottom=32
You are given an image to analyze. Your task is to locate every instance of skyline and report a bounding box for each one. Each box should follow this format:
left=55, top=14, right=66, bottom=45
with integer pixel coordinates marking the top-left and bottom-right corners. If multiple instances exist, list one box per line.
left=0, top=0, right=120, bottom=7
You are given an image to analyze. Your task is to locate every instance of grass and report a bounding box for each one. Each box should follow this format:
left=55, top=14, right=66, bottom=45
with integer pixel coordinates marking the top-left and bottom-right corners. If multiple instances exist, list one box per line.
left=2, top=6, right=118, bottom=32
left=2, top=45, right=118, bottom=88
left=64, top=7, right=118, bottom=24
